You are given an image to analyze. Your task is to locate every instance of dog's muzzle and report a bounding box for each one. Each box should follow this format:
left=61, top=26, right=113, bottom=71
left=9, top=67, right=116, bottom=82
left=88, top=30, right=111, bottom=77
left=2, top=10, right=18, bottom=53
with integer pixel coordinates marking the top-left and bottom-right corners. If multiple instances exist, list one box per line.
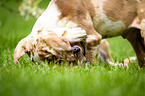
left=72, top=45, right=89, bottom=63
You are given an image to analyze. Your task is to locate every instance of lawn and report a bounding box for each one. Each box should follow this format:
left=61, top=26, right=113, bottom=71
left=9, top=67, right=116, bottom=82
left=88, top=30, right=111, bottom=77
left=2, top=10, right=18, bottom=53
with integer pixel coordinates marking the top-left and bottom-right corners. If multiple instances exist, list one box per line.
left=0, top=0, right=145, bottom=96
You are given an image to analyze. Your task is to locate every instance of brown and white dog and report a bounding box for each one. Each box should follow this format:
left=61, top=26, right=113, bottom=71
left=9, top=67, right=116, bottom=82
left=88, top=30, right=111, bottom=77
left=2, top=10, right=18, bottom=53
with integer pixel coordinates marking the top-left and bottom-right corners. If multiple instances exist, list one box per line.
left=14, top=32, right=77, bottom=64
left=14, top=0, right=145, bottom=67
left=13, top=23, right=111, bottom=64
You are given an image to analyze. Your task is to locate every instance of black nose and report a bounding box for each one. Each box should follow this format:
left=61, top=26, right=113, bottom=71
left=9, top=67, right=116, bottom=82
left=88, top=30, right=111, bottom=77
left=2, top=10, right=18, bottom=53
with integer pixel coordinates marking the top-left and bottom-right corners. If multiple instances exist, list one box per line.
left=72, top=46, right=80, bottom=54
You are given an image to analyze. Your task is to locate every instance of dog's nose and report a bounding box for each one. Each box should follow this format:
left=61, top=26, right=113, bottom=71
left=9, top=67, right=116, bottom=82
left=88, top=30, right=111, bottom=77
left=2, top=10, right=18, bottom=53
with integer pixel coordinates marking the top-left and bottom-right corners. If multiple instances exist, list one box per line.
left=72, top=46, right=81, bottom=54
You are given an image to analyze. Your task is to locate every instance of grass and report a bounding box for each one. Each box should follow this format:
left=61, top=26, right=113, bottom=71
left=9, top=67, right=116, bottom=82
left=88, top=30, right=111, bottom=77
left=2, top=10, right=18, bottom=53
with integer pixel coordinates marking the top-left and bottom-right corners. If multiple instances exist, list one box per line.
left=0, top=1, right=145, bottom=96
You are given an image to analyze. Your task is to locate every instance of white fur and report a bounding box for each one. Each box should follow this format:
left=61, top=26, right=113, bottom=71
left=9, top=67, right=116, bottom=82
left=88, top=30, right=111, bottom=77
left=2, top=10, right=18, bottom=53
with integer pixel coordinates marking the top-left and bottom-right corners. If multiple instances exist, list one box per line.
left=92, top=45, right=100, bottom=58
left=136, top=0, right=141, bottom=3
left=140, top=19, right=145, bottom=30
left=140, top=9, right=144, bottom=13
left=86, top=35, right=99, bottom=43
left=91, top=0, right=126, bottom=37
left=27, top=2, right=87, bottom=45
left=97, top=14, right=126, bottom=36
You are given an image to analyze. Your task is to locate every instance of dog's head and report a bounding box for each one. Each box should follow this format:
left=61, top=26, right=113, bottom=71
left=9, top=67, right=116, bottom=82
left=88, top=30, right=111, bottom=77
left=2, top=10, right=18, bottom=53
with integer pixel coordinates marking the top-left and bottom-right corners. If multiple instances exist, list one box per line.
left=37, top=35, right=76, bottom=62
left=13, top=33, right=84, bottom=64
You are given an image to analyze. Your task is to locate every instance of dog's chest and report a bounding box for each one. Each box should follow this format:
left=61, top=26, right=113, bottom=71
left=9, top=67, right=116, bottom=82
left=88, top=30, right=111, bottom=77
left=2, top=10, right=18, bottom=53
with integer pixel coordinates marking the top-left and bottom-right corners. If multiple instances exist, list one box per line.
left=93, top=13, right=126, bottom=38
left=91, top=0, right=137, bottom=38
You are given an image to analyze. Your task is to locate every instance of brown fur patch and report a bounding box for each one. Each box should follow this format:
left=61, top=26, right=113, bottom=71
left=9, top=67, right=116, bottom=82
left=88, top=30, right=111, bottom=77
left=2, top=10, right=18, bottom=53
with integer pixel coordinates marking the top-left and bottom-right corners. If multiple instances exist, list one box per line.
left=37, top=30, right=42, bottom=35
left=103, top=0, right=137, bottom=26
left=56, top=0, right=86, bottom=19
left=55, top=0, right=95, bottom=20
left=55, top=0, right=98, bottom=36
left=137, top=0, right=145, bottom=22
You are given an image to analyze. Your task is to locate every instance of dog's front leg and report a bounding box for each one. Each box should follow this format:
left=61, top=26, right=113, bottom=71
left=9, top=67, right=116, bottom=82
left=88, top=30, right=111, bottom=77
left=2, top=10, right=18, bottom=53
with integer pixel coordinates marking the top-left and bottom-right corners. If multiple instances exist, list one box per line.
left=75, top=20, right=102, bottom=64
left=85, top=33, right=102, bottom=64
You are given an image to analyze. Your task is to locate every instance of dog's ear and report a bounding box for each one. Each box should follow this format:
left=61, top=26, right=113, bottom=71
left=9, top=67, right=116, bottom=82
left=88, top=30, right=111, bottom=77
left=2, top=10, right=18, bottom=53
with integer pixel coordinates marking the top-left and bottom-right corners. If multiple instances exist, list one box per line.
left=14, top=39, right=29, bottom=63
left=45, top=36, right=72, bottom=51
left=43, top=36, right=74, bottom=60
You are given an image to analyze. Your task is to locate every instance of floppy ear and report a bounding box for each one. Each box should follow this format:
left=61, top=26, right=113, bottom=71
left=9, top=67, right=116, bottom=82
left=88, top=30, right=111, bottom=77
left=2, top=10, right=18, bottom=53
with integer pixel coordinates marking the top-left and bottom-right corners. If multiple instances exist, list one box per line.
left=14, top=39, right=28, bottom=64
left=44, top=36, right=72, bottom=51
left=42, top=36, right=72, bottom=59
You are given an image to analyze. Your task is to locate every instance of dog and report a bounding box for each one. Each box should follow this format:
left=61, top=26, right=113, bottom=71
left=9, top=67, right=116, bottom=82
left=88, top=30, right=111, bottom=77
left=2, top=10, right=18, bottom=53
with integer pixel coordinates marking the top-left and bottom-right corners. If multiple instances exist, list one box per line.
left=14, top=29, right=88, bottom=64
left=14, top=24, right=111, bottom=64
left=54, top=0, right=145, bottom=67
left=14, top=0, right=145, bottom=67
